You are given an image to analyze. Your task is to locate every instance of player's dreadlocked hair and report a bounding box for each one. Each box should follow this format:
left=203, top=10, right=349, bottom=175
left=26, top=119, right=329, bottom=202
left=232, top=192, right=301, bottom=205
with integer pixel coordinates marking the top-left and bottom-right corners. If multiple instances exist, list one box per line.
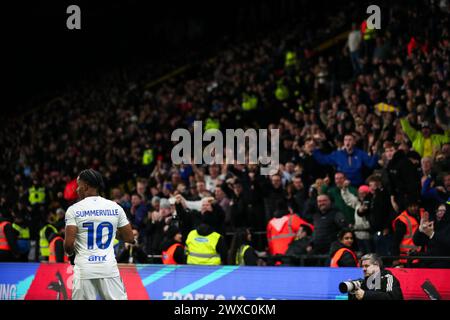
left=79, top=169, right=105, bottom=191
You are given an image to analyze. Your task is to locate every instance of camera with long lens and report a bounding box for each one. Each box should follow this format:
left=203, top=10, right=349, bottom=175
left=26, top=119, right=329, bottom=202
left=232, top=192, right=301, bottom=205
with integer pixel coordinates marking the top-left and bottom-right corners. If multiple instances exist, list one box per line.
left=339, top=279, right=364, bottom=293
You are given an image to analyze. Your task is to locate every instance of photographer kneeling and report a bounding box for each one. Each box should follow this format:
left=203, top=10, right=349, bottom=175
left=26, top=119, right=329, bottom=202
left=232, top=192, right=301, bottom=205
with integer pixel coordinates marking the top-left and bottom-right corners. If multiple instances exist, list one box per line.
left=343, top=253, right=403, bottom=300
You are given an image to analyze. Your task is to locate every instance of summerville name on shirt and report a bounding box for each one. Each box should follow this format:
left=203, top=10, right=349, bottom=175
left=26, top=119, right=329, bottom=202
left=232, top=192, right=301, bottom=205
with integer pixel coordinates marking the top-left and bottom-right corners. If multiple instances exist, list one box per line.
left=75, top=209, right=119, bottom=217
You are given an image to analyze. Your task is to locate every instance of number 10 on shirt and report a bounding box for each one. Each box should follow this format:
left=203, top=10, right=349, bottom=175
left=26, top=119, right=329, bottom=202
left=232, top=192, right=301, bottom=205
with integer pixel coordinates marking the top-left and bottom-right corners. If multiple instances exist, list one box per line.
left=82, top=222, right=113, bottom=249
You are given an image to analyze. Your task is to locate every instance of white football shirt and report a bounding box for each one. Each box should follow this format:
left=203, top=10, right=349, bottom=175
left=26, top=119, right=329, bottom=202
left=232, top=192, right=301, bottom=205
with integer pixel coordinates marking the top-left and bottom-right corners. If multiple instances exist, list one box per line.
left=65, top=196, right=130, bottom=279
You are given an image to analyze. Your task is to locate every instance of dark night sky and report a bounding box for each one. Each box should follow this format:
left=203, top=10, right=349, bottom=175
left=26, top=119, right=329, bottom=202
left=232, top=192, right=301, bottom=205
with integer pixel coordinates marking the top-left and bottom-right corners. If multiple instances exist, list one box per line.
left=4, top=0, right=274, bottom=114
left=4, top=1, right=205, bottom=110
left=3, top=0, right=351, bottom=116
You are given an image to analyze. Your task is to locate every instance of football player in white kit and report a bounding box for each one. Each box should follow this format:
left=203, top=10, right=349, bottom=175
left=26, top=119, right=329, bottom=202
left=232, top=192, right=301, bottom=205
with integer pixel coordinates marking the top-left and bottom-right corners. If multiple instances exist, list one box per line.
left=64, top=169, right=135, bottom=300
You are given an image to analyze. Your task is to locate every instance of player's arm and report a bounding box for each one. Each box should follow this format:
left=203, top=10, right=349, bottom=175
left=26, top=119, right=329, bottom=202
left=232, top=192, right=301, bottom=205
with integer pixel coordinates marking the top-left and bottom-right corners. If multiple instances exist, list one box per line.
left=117, top=206, right=135, bottom=244
left=64, top=225, right=78, bottom=256
left=117, top=224, right=135, bottom=244
left=64, top=207, right=78, bottom=256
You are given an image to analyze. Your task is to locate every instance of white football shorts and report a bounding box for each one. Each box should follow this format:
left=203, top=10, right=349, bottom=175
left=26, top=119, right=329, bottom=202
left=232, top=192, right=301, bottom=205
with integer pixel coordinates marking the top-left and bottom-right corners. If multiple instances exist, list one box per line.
left=72, top=276, right=128, bottom=300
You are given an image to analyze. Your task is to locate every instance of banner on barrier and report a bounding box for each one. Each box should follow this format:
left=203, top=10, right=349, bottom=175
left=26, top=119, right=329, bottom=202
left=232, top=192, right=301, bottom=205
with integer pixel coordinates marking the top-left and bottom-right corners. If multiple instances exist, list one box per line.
left=0, top=263, right=38, bottom=300
left=1, top=263, right=449, bottom=300
left=24, top=263, right=148, bottom=300
left=388, top=268, right=450, bottom=300
left=137, top=265, right=357, bottom=300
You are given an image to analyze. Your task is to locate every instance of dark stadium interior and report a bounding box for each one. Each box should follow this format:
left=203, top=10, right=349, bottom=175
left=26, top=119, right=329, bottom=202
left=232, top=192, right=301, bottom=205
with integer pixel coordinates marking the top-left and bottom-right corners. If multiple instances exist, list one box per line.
left=6, top=0, right=361, bottom=116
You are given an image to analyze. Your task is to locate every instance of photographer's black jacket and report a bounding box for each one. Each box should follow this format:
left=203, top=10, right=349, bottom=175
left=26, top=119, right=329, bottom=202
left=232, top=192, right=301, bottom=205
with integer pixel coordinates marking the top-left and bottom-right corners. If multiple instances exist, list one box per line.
left=349, top=270, right=404, bottom=300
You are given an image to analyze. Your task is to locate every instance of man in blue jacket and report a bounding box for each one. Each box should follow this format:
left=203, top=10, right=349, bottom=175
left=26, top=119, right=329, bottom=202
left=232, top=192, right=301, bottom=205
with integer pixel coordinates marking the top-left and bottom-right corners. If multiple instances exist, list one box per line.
left=313, top=134, right=378, bottom=186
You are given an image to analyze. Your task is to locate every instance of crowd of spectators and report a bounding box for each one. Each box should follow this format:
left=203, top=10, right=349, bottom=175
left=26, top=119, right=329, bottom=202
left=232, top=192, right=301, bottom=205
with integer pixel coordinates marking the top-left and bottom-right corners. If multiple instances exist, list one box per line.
left=1, top=0, right=449, bottom=267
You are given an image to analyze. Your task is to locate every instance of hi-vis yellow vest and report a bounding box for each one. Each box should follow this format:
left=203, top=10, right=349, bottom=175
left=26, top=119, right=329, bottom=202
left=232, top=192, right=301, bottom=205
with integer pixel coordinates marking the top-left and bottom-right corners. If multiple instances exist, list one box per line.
left=285, top=51, right=297, bottom=68
left=275, top=82, right=289, bottom=101
left=29, top=187, right=45, bottom=205
left=204, top=118, right=220, bottom=131
left=364, top=25, right=375, bottom=40
left=242, top=94, right=258, bottom=111
left=142, top=149, right=154, bottom=165
left=235, top=244, right=250, bottom=265
left=186, top=229, right=221, bottom=265
left=12, top=224, right=30, bottom=239
left=39, top=224, right=58, bottom=257
left=13, top=223, right=31, bottom=253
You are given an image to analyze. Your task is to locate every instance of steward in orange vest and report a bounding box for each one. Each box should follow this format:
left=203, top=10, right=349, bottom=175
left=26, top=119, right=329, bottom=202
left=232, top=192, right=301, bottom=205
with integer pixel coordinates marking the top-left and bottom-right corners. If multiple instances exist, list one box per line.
left=161, top=226, right=185, bottom=265
left=330, top=229, right=359, bottom=267
left=48, top=234, right=69, bottom=263
left=267, top=202, right=314, bottom=256
left=0, top=218, right=20, bottom=262
left=392, top=200, right=424, bottom=265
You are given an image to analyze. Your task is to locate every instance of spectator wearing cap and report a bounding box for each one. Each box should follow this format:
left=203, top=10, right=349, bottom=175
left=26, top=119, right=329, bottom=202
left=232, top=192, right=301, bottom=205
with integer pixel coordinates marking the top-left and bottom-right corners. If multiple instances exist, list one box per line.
left=400, top=117, right=449, bottom=158
left=313, top=134, right=378, bottom=186
left=340, top=182, right=373, bottom=255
